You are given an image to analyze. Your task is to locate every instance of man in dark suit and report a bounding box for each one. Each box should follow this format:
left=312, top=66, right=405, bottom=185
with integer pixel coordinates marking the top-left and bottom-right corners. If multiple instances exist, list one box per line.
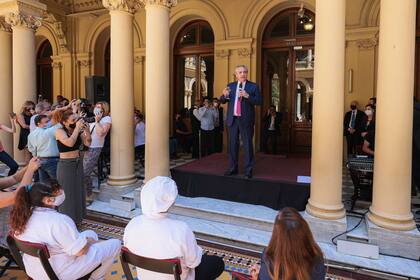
left=220, top=65, right=262, bottom=179
left=213, top=98, right=224, bottom=153
left=189, top=100, right=201, bottom=159
left=343, top=100, right=365, bottom=155
left=262, top=105, right=282, bottom=154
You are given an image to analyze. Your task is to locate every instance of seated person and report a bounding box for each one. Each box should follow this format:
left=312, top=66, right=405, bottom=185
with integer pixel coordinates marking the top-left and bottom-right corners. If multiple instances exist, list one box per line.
left=251, top=207, right=325, bottom=280
left=362, top=130, right=375, bottom=157
left=124, top=176, right=225, bottom=280
left=9, top=179, right=121, bottom=280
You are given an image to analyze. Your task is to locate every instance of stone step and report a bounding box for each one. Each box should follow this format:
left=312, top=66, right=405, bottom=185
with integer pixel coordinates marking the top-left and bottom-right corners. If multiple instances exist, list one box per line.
left=346, top=215, right=369, bottom=242
left=169, top=196, right=276, bottom=232
left=87, top=200, right=270, bottom=252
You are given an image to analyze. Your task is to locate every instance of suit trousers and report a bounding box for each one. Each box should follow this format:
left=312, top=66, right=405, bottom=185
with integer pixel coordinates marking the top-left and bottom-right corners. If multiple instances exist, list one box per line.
left=228, top=117, right=254, bottom=174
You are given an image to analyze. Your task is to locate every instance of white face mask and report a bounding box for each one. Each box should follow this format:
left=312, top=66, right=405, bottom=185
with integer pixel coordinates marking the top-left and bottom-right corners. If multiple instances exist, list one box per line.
left=93, top=107, right=103, bottom=116
left=52, top=192, right=66, bottom=206
left=365, top=109, right=373, bottom=116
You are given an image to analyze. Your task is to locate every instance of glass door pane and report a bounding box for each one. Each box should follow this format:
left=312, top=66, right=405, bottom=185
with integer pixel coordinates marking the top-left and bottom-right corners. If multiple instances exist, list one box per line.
left=176, top=55, right=198, bottom=111
left=200, top=56, right=214, bottom=100
left=294, top=48, right=314, bottom=124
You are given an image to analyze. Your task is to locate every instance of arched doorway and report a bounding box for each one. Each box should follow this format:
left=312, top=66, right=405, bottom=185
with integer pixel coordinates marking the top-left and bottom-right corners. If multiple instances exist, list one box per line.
left=262, top=8, right=315, bottom=154
left=174, top=21, right=214, bottom=113
left=36, top=40, right=53, bottom=103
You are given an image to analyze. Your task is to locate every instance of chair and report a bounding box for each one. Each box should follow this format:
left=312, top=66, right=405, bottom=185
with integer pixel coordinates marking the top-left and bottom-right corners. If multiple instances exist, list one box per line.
left=0, top=246, right=21, bottom=277
left=120, top=246, right=182, bottom=280
left=6, top=235, right=99, bottom=280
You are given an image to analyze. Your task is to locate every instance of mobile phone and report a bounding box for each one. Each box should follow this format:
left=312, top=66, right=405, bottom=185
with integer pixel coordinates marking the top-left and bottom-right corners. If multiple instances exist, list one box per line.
left=9, top=112, right=16, bottom=118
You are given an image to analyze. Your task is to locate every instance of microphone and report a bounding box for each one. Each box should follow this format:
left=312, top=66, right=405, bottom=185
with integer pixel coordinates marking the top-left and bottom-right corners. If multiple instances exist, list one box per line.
left=238, top=82, right=243, bottom=101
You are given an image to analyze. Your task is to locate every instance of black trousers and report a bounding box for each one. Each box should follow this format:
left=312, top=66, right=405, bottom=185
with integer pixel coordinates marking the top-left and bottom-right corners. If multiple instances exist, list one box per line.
left=192, top=131, right=200, bottom=159
left=228, top=117, right=254, bottom=174
left=0, top=151, right=18, bottom=176
left=346, top=133, right=362, bottom=155
left=263, top=130, right=278, bottom=154
left=214, top=126, right=223, bottom=153
left=195, top=255, right=225, bottom=280
left=200, top=129, right=215, bottom=157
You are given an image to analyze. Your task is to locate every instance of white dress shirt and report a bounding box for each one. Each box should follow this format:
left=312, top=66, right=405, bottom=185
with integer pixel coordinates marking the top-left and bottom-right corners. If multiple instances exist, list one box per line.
left=233, top=81, right=246, bottom=117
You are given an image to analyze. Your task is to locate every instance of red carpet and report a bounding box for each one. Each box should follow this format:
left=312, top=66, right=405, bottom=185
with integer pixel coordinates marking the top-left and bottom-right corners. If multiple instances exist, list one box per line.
left=175, top=153, right=311, bottom=183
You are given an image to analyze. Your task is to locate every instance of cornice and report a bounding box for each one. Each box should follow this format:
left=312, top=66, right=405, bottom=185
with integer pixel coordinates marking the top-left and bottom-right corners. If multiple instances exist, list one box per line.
left=102, top=0, right=141, bottom=13
left=6, top=12, right=41, bottom=30
left=0, top=17, right=11, bottom=32
left=139, top=0, right=177, bottom=8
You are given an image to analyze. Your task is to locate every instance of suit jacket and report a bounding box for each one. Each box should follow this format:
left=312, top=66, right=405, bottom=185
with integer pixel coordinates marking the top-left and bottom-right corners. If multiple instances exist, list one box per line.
left=220, top=80, right=262, bottom=127
left=263, top=112, right=282, bottom=132
left=343, top=110, right=365, bottom=136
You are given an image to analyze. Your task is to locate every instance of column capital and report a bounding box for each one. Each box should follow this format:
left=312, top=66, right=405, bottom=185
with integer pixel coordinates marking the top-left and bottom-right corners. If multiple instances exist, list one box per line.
left=0, top=17, right=11, bottom=32
left=139, top=0, right=177, bottom=9
left=5, top=12, right=41, bottom=30
left=102, top=0, right=141, bottom=13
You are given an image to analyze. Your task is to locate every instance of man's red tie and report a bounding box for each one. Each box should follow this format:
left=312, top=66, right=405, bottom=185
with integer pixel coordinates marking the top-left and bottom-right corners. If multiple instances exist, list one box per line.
left=236, top=83, right=242, bottom=116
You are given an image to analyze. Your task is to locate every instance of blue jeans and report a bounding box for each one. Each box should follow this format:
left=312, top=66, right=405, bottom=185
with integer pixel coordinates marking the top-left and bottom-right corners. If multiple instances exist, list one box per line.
left=0, top=151, right=18, bottom=176
left=37, top=157, right=59, bottom=181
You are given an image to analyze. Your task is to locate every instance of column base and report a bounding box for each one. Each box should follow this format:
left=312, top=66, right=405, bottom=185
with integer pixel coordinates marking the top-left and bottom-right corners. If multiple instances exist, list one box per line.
left=366, top=218, right=420, bottom=260
left=305, top=199, right=346, bottom=220
left=367, top=207, right=416, bottom=231
left=107, top=174, right=137, bottom=186
left=96, top=179, right=142, bottom=203
left=302, top=211, right=347, bottom=243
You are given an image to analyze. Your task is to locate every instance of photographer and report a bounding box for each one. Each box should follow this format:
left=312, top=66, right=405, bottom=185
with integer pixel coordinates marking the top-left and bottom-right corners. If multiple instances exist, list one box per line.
left=0, top=113, right=18, bottom=176
left=55, top=109, right=91, bottom=224
left=193, top=97, right=219, bottom=157
left=83, top=102, right=111, bottom=205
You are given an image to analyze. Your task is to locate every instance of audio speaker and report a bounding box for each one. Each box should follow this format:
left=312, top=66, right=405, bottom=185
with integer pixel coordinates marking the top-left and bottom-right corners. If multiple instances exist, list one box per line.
left=85, top=76, right=110, bottom=105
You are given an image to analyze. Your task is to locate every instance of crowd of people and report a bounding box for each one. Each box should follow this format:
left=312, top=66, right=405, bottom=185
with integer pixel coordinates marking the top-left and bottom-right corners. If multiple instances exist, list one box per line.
left=343, top=97, right=377, bottom=157
left=174, top=97, right=224, bottom=159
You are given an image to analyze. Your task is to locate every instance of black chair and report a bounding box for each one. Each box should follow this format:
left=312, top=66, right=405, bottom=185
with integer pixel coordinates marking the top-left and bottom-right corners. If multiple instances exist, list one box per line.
left=0, top=246, right=20, bottom=277
left=120, top=246, right=182, bottom=280
left=7, top=235, right=100, bottom=280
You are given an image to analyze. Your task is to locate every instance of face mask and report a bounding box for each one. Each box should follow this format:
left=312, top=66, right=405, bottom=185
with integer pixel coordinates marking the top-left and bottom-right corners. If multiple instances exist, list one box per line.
left=93, top=108, right=102, bottom=115
left=52, top=192, right=65, bottom=206
left=69, top=123, right=76, bottom=129
left=350, top=105, right=357, bottom=110
left=365, top=109, right=373, bottom=116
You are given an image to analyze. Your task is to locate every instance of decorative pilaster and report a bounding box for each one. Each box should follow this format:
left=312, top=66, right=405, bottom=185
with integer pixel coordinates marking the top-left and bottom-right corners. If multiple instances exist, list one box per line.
left=305, top=0, right=346, bottom=220
left=103, top=0, right=139, bottom=186
left=51, top=57, right=62, bottom=100
left=142, top=0, right=177, bottom=181
left=1, top=0, right=46, bottom=163
left=0, top=17, right=13, bottom=155
left=367, top=0, right=416, bottom=231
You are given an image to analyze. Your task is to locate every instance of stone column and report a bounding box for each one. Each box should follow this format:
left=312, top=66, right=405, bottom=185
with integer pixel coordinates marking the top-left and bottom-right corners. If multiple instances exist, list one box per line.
left=0, top=18, right=13, bottom=155
left=141, top=0, right=177, bottom=181
left=367, top=0, right=416, bottom=230
left=103, top=0, right=139, bottom=186
left=5, top=10, right=43, bottom=164
left=306, top=0, right=346, bottom=220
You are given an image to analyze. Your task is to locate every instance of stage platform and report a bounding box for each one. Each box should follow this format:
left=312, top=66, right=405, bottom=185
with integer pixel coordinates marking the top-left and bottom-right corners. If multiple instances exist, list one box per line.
left=170, top=153, right=311, bottom=211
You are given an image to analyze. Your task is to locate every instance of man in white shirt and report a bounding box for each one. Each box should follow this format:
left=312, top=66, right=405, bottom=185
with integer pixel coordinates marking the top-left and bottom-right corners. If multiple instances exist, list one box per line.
left=124, top=176, right=224, bottom=280
left=193, top=97, right=219, bottom=157
left=28, top=115, right=61, bottom=181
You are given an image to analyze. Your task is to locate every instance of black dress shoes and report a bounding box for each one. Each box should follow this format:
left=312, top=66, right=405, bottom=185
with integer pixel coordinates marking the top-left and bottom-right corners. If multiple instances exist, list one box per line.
left=224, top=169, right=238, bottom=176
left=244, top=170, right=253, bottom=179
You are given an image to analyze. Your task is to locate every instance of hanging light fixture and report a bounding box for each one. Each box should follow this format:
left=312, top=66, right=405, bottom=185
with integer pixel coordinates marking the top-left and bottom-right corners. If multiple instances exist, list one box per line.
left=298, top=3, right=314, bottom=31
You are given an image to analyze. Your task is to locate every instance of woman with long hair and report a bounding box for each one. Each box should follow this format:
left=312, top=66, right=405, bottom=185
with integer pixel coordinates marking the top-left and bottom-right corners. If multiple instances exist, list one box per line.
left=0, top=113, right=18, bottom=175
left=9, top=180, right=121, bottom=280
left=83, top=101, right=111, bottom=205
left=251, top=207, right=325, bottom=280
left=361, top=103, right=375, bottom=138
left=17, top=101, right=35, bottom=163
left=54, top=109, right=91, bottom=224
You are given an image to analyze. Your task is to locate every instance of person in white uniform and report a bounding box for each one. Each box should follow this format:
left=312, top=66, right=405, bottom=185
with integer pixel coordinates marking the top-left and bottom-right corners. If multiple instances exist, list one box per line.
left=9, top=179, right=121, bottom=280
left=123, top=176, right=225, bottom=280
